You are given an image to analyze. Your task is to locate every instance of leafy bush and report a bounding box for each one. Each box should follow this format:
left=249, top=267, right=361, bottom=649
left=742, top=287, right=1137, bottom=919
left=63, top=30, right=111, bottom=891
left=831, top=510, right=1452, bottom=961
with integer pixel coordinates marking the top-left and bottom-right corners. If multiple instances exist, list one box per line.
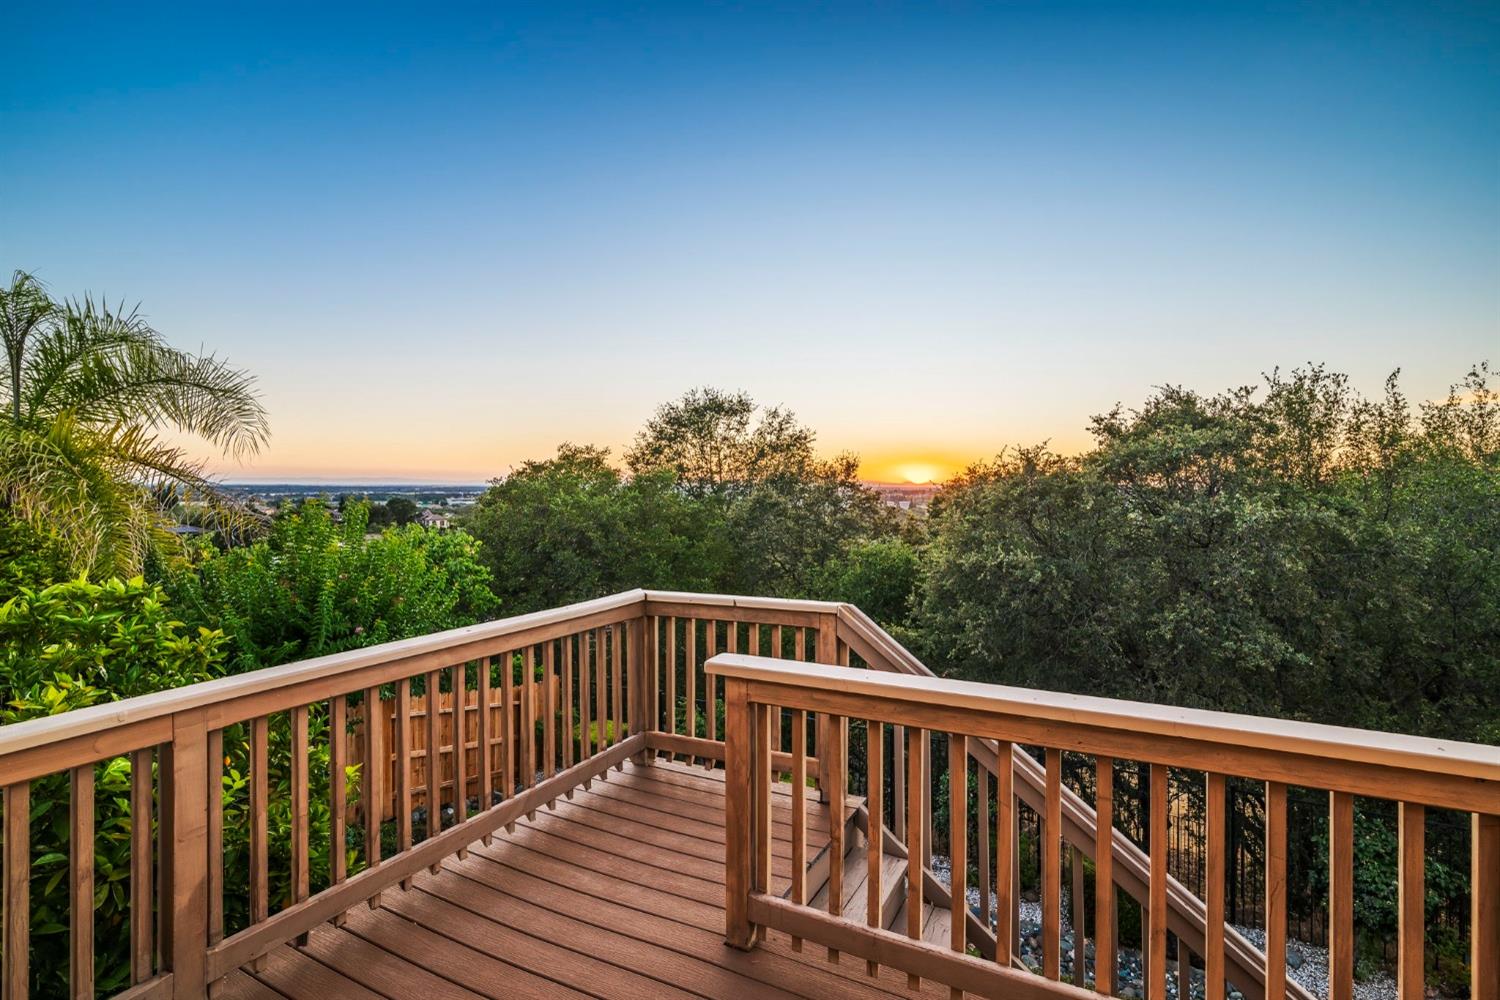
left=165, top=500, right=498, bottom=670
left=0, top=575, right=228, bottom=997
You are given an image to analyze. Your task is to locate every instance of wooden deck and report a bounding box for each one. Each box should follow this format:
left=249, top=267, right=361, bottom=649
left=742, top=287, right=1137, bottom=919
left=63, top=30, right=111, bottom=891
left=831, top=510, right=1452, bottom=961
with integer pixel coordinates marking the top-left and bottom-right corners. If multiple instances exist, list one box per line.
left=215, top=759, right=956, bottom=1000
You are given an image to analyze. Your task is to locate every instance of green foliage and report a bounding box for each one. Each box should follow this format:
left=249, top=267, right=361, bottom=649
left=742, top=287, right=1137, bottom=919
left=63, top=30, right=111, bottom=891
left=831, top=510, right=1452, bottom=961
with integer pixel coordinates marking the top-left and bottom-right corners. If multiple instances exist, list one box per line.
left=918, top=364, right=1500, bottom=745
left=165, top=500, right=497, bottom=670
left=0, top=576, right=227, bottom=997
left=0, top=576, right=227, bottom=713
left=468, top=443, right=730, bottom=612
left=810, top=537, right=921, bottom=628
left=470, top=392, right=899, bottom=613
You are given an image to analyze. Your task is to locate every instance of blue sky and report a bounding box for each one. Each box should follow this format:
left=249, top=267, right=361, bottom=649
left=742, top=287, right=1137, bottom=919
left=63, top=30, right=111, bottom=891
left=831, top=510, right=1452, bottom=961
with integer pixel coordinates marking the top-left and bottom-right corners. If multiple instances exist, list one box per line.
left=6, top=2, right=1497, bottom=481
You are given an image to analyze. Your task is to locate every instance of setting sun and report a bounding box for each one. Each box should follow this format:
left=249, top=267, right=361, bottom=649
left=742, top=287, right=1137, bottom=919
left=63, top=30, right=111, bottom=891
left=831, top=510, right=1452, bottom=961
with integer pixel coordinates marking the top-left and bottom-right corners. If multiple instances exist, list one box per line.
left=859, top=453, right=969, bottom=484
left=892, top=463, right=943, bottom=485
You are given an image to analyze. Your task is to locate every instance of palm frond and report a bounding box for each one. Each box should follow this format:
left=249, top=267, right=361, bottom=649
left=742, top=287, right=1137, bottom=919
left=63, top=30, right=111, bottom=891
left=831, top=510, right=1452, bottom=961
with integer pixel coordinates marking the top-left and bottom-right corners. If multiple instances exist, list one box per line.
left=23, top=295, right=270, bottom=457
left=0, top=271, right=59, bottom=422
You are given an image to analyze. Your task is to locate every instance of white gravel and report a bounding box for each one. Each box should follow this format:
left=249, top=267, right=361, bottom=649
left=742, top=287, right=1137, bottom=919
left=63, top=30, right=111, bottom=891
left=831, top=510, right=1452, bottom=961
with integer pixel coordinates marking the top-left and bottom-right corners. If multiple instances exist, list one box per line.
left=930, top=855, right=1398, bottom=1000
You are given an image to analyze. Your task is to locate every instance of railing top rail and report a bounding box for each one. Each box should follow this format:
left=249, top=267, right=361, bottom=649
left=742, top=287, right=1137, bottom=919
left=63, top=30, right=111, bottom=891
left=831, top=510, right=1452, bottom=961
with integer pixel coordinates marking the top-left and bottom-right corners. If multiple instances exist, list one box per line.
left=0, top=588, right=845, bottom=764
left=641, top=590, right=843, bottom=615
left=706, top=653, right=1500, bottom=785
left=0, top=589, right=650, bottom=759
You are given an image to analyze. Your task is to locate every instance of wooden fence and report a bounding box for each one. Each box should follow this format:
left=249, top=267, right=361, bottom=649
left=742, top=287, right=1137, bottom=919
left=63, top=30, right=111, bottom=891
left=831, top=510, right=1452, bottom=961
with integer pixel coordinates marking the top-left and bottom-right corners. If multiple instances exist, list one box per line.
left=349, top=675, right=558, bottom=821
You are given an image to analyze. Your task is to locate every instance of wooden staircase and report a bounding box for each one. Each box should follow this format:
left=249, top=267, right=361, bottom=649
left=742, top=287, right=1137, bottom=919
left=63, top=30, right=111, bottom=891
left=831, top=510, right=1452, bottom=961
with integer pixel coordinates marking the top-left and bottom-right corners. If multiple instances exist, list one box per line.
left=799, top=802, right=955, bottom=947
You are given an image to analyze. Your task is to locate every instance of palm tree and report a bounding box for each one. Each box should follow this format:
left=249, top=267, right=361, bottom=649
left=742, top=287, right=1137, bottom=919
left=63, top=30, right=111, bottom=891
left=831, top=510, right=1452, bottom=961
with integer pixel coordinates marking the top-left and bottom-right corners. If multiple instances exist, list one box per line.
left=0, top=270, right=270, bottom=575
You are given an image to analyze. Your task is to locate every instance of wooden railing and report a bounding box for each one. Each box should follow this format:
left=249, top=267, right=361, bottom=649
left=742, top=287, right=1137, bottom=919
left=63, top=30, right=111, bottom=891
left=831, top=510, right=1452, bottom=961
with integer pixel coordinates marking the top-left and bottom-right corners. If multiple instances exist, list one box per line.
left=0, top=590, right=852, bottom=999
left=0, top=591, right=652, bottom=1000
left=709, top=653, right=1500, bottom=1000
left=5, top=588, right=1498, bottom=1000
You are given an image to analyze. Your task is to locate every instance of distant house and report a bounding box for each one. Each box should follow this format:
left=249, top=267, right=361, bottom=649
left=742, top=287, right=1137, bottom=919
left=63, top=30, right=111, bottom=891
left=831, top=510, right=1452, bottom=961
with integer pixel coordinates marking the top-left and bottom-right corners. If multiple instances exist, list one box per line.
left=418, top=510, right=450, bottom=529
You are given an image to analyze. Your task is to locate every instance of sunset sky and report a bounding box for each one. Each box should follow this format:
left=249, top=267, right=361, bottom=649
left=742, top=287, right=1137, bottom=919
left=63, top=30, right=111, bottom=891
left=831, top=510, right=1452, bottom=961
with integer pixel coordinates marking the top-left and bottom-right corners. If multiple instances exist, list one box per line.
left=8, top=4, right=1497, bottom=484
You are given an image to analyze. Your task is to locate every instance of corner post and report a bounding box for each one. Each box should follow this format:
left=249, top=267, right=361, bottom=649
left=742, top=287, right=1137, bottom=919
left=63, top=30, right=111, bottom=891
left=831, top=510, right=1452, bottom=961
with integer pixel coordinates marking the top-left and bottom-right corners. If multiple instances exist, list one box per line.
left=1476, top=812, right=1500, bottom=1000
left=168, top=710, right=211, bottom=999
left=724, top=676, right=755, bottom=949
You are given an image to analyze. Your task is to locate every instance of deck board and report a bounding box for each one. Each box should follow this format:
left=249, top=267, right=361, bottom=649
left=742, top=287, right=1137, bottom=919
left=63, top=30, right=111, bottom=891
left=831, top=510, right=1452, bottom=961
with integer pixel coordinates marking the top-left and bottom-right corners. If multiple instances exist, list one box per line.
left=230, top=760, right=960, bottom=1000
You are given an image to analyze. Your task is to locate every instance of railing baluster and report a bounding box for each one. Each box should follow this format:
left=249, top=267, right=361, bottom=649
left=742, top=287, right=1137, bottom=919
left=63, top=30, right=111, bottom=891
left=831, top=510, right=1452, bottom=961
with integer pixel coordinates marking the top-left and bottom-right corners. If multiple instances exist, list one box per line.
left=291, top=705, right=311, bottom=915
left=208, top=729, right=224, bottom=950
left=499, top=652, right=515, bottom=805
left=1397, top=801, right=1423, bottom=1000
left=611, top=627, right=623, bottom=748
left=5, top=781, right=29, bottom=1000
left=1071, top=846, right=1086, bottom=986
left=826, top=713, right=847, bottom=964
left=1475, top=812, right=1499, bottom=1000
left=686, top=618, right=697, bottom=750
left=523, top=646, right=537, bottom=782
left=250, top=715, right=269, bottom=929
left=905, top=725, right=925, bottom=991
left=894, top=724, right=906, bottom=841
left=1206, top=771, right=1226, bottom=1000
left=426, top=669, right=443, bottom=837
left=364, top=688, right=382, bottom=873
left=330, top=698, right=347, bottom=890
left=1096, top=755, right=1115, bottom=994
left=1265, top=781, right=1287, bottom=1000
left=478, top=655, right=494, bottom=833
left=1044, top=747, right=1062, bottom=980
left=977, top=763, right=990, bottom=952
left=1149, top=763, right=1168, bottom=1000
left=1179, top=943, right=1193, bottom=1000
left=562, top=639, right=575, bottom=770
left=453, top=663, right=468, bottom=824
left=996, top=741, right=1014, bottom=968
left=666, top=618, right=677, bottom=745
left=543, top=643, right=557, bottom=775
left=791, top=707, right=807, bottom=952
left=1329, top=790, right=1354, bottom=1000
left=950, top=735, right=968, bottom=992
left=924, top=736, right=934, bottom=870
left=749, top=621, right=759, bottom=655
left=580, top=634, right=593, bottom=765
left=70, top=766, right=93, bottom=1000
left=704, top=621, right=717, bottom=748
left=395, top=679, right=412, bottom=860
left=129, top=748, right=153, bottom=984
left=593, top=628, right=606, bottom=753
left=866, top=719, right=883, bottom=976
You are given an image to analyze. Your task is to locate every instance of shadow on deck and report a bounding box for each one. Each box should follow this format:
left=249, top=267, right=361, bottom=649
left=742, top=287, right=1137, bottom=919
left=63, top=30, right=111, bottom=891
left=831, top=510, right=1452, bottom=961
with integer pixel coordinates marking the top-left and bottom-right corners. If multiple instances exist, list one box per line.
left=218, top=760, right=953, bottom=1000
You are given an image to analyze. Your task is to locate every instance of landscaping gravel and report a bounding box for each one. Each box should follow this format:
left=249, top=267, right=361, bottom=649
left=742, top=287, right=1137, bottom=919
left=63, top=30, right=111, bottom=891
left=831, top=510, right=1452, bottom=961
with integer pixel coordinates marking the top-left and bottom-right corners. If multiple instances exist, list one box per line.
left=930, top=856, right=1398, bottom=1000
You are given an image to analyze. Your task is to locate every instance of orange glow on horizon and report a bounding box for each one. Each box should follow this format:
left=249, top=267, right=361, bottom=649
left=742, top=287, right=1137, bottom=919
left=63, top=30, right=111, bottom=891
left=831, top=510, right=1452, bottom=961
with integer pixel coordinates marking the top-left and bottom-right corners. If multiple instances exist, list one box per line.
left=858, top=453, right=971, bottom=485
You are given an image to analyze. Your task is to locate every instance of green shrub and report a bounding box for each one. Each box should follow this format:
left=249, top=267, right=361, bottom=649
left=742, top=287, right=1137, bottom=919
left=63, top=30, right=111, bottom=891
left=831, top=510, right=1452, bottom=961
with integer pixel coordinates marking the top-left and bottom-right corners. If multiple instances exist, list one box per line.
left=0, top=575, right=227, bottom=997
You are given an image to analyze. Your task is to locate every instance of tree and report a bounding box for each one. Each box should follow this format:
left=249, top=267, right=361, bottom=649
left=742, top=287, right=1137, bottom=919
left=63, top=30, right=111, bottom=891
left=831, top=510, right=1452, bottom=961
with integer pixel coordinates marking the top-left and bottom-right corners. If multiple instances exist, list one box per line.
left=625, top=387, right=818, bottom=498
left=0, top=271, right=269, bottom=575
left=626, top=389, right=896, bottom=595
left=385, top=496, right=419, bottom=525
left=917, top=364, right=1499, bottom=743
left=467, top=444, right=729, bottom=612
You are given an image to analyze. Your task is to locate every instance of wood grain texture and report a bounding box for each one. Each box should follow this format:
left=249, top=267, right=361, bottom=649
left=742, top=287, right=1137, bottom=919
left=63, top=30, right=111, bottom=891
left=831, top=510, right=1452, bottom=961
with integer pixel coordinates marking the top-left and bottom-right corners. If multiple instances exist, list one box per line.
left=1095, top=756, right=1114, bottom=995
left=1397, top=802, right=1423, bottom=1000
left=1265, top=782, right=1287, bottom=1000
left=1044, top=747, right=1062, bottom=980
left=1149, top=764, right=1168, bottom=1000
left=70, top=765, right=94, bottom=1000
left=249, top=715, right=269, bottom=926
left=1474, top=812, right=1499, bottom=1000
left=5, top=781, right=29, bottom=1000
left=1329, top=791, right=1354, bottom=1000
